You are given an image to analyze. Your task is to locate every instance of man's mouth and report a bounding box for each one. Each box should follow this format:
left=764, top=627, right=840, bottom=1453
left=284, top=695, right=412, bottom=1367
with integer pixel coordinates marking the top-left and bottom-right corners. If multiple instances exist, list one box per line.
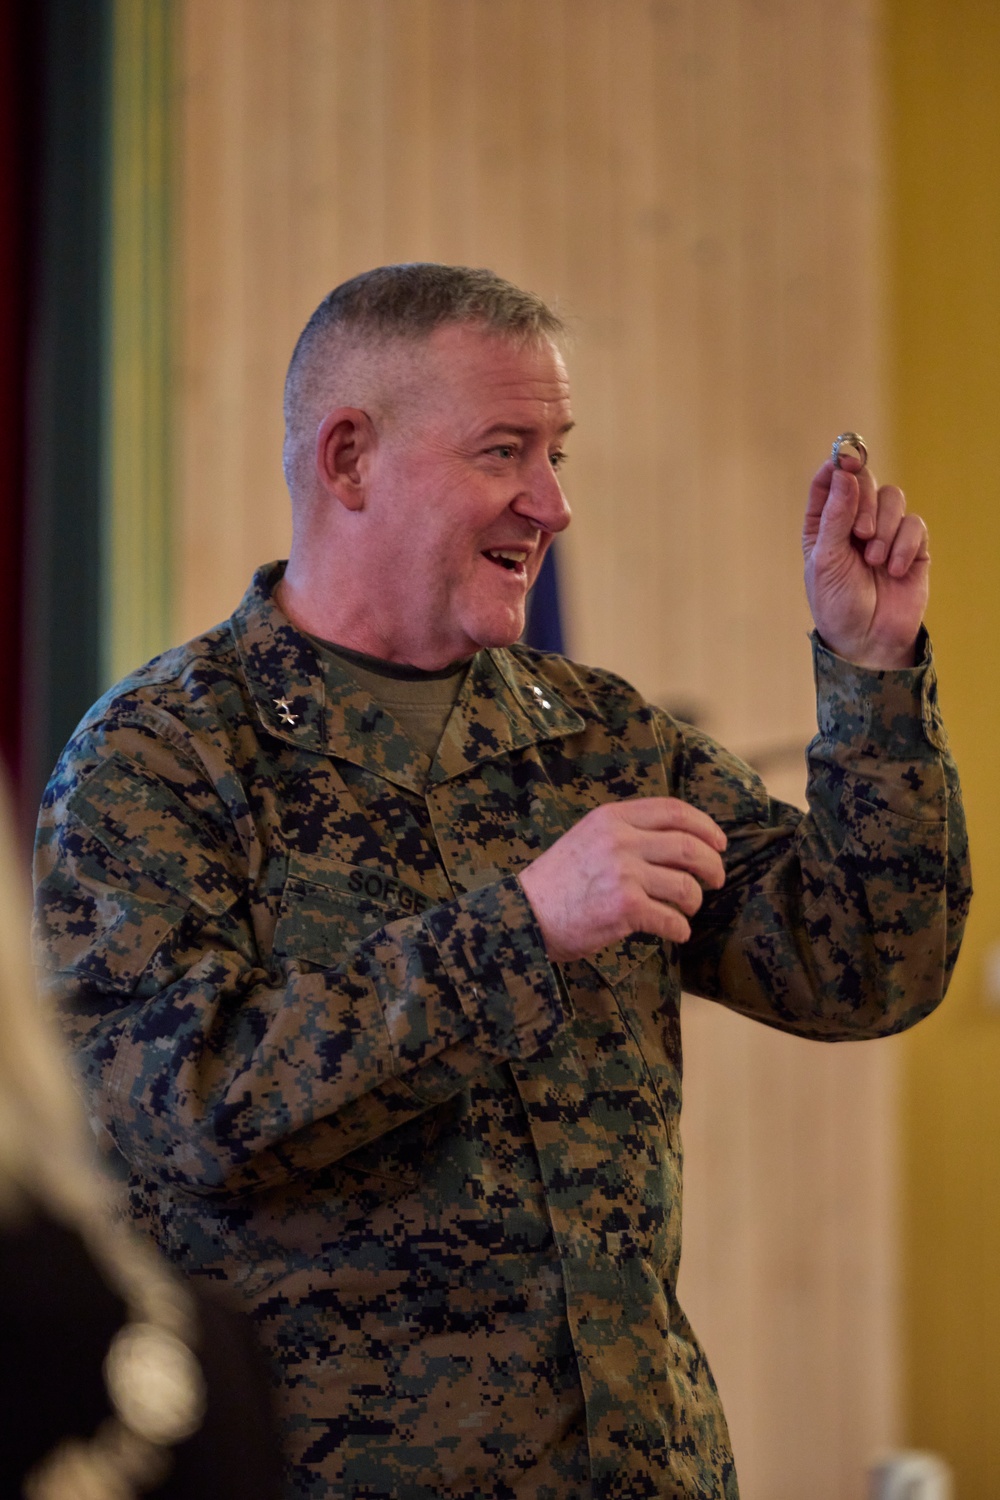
left=483, top=548, right=530, bottom=573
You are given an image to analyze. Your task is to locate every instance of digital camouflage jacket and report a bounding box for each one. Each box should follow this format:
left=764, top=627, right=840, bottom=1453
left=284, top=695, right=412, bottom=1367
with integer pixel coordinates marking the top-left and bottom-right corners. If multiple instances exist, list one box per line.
left=34, top=564, right=970, bottom=1500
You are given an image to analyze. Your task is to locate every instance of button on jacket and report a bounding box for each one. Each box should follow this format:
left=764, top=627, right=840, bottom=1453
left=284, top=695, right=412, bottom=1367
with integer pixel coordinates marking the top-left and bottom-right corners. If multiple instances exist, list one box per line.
left=33, top=564, right=971, bottom=1500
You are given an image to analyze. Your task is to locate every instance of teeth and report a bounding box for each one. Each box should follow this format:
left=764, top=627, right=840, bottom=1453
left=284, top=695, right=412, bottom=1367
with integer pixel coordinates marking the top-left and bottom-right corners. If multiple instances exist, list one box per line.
left=486, top=549, right=528, bottom=564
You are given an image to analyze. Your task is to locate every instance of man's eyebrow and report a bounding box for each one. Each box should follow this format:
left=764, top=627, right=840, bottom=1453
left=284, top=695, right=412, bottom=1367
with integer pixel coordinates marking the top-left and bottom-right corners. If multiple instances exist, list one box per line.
left=478, top=421, right=576, bottom=440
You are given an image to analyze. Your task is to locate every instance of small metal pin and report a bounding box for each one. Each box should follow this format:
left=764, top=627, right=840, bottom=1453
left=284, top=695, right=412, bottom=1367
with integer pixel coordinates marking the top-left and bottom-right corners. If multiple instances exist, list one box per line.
left=273, top=696, right=298, bottom=726
left=832, top=431, right=868, bottom=468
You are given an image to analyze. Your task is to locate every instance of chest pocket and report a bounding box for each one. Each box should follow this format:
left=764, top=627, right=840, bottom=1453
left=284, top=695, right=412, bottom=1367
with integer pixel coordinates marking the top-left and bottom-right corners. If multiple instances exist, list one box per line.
left=272, top=853, right=434, bottom=970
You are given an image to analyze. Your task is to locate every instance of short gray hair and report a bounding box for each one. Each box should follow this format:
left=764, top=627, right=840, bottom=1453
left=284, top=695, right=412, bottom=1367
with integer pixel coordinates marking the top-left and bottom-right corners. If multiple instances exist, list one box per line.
left=282, top=264, right=565, bottom=496
left=289, top=262, right=563, bottom=375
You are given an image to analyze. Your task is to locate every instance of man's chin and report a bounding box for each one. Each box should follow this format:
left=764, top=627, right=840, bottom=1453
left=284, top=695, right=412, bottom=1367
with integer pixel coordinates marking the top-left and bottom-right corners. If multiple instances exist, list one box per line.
left=468, top=615, right=526, bottom=653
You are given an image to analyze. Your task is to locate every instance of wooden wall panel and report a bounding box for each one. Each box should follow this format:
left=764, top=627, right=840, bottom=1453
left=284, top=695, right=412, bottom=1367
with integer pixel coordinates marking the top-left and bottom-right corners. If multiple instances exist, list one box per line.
left=175, top=4, right=894, bottom=1496
left=681, top=995, right=898, bottom=1499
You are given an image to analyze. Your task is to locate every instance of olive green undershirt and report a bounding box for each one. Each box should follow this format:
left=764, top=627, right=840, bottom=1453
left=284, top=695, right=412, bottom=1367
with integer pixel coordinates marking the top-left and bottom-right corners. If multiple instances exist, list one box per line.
left=310, top=636, right=469, bottom=762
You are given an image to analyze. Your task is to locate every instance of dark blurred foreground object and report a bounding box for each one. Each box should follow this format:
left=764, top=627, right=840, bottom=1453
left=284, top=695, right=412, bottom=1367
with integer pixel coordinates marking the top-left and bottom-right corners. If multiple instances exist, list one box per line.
left=0, top=1202, right=283, bottom=1500
left=0, top=783, right=283, bottom=1500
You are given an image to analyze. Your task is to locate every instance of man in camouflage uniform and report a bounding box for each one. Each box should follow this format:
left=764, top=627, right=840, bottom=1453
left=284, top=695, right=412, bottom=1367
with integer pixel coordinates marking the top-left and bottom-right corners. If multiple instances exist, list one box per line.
left=34, top=265, right=970, bottom=1499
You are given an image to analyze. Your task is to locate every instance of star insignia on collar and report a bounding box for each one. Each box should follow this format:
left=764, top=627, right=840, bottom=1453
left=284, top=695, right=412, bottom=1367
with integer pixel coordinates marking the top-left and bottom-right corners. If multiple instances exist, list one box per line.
left=273, top=696, right=298, bottom=726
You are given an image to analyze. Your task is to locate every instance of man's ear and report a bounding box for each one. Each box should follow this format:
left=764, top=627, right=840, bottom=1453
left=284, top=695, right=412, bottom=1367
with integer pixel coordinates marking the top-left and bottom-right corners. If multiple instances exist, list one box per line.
left=315, top=407, right=376, bottom=511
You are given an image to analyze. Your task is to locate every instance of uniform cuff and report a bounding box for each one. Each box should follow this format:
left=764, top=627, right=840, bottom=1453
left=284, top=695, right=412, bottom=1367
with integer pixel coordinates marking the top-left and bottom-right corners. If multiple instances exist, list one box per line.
left=425, top=875, right=569, bottom=1060
left=812, top=627, right=948, bottom=758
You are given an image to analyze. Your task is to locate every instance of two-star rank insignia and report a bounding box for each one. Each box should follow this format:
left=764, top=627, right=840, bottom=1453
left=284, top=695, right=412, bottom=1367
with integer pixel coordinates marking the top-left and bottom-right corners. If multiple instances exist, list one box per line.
left=273, top=696, right=298, bottom=726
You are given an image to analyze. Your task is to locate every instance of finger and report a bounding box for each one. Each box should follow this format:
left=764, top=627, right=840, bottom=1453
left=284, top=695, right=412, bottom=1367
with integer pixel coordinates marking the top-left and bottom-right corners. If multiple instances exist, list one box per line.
left=638, top=828, right=727, bottom=890
left=642, top=864, right=708, bottom=917
left=863, top=484, right=905, bottom=566
left=629, top=893, right=693, bottom=947
left=616, top=797, right=727, bottom=852
left=851, top=465, right=880, bottom=541
left=886, top=512, right=930, bottom=577
left=803, top=459, right=836, bottom=548
left=804, top=461, right=861, bottom=555
left=835, top=444, right=866, bottom=473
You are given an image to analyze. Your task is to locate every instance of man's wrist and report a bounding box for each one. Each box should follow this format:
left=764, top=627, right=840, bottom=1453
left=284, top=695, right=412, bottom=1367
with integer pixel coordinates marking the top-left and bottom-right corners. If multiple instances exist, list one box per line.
left=812, top=630, right=921, bottom=671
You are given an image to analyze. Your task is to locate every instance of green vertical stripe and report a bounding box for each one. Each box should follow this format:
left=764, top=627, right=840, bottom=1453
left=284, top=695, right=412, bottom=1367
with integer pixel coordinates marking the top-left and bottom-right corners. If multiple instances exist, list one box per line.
left=104, top=0, right=174, bottom=687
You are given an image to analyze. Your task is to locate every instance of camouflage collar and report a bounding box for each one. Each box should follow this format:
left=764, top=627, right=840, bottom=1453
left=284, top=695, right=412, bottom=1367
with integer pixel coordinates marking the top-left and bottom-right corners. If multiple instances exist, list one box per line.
left=231, top=563, right=585, bottom=792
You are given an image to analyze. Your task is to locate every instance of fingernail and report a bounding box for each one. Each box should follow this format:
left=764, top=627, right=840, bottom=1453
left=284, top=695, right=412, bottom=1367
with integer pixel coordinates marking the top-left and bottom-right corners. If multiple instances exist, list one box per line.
left=866, top=539, right=886, bottom=565
left=853, top=514, right=875, bottom=538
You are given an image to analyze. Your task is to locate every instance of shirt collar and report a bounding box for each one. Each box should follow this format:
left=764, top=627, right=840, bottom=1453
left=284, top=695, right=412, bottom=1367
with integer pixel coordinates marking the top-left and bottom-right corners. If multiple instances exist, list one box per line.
left=232, top=562, right=585, bottom=792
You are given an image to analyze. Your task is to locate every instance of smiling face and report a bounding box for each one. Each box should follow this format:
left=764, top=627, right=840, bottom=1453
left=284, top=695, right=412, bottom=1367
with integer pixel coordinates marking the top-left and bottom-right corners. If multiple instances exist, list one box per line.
left=345, top=323, right=574, bottom=666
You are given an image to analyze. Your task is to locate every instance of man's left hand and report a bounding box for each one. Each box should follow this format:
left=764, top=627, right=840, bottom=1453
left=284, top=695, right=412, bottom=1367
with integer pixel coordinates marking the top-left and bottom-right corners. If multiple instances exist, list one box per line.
left=802, top=451, right=929, bottom=669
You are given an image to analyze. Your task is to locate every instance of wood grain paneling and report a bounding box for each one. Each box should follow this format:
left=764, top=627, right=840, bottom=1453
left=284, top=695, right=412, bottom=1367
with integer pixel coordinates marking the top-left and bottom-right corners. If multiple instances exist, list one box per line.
left=174, top=4, right=894, bottom=1495
left=681, top=994, right=898, bottom=1500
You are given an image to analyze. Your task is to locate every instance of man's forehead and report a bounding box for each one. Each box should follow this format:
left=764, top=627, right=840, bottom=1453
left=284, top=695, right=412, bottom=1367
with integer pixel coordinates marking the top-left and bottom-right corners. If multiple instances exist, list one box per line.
left=416, top=322, right=571, bottom=405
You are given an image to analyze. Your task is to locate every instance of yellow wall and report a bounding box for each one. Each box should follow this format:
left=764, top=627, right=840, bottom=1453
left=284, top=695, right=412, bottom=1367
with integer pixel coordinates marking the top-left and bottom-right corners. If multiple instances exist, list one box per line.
left=888, top=1, right=1000, bottom=1490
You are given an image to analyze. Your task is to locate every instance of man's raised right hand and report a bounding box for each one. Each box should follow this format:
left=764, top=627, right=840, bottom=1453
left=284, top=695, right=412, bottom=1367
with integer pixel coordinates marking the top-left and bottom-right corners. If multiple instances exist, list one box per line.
left=518, top=798, right=727, bottom=964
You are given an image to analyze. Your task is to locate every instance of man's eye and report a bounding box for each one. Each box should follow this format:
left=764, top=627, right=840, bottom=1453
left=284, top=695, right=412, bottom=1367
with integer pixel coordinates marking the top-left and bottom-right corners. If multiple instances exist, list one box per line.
left=550, top=450, right=568, bottom=470
left=488, top=445, right=517, bottom=460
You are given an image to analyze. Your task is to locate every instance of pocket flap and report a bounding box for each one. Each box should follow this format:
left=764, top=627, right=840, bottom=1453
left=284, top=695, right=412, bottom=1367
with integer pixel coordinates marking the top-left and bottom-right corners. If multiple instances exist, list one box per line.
left=274, top=856, right=433, bottom=968
left=68, top=752, right=238, bottom=917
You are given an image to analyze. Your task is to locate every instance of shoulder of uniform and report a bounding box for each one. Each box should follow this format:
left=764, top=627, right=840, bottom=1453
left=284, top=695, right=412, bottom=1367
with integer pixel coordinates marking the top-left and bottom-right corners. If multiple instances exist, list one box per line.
left=78, top=620, right=241, bottom=729
left=43, top=622, right=253, bottom=812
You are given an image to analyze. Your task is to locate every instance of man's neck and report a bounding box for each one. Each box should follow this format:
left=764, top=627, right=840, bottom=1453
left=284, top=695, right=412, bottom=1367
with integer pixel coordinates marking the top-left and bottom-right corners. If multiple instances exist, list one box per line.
left=309, top=635, right=469, bottom=682
left=274, top=570, right=474, bottom=673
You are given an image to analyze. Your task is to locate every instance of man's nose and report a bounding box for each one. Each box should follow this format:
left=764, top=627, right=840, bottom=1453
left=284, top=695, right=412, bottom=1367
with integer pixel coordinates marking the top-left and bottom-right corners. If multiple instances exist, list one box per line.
left=513, top=461, right=572, bottom=534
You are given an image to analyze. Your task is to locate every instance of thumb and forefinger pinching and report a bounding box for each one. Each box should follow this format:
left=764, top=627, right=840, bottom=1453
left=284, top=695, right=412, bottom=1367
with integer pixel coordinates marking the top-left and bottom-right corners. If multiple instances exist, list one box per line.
left=805, top=432, right=927, bottom=572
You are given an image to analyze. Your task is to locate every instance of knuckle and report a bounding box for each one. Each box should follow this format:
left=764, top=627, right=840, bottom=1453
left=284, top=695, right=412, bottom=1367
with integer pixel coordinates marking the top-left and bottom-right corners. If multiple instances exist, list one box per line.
left=608, top=882, right=637, bottom=929
left=624, top=891, right=648, bottom=930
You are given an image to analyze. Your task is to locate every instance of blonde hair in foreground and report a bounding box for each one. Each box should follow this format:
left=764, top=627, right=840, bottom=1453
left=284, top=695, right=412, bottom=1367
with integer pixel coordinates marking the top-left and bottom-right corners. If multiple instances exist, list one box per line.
left=0, top=790, right=101, bottom=1227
